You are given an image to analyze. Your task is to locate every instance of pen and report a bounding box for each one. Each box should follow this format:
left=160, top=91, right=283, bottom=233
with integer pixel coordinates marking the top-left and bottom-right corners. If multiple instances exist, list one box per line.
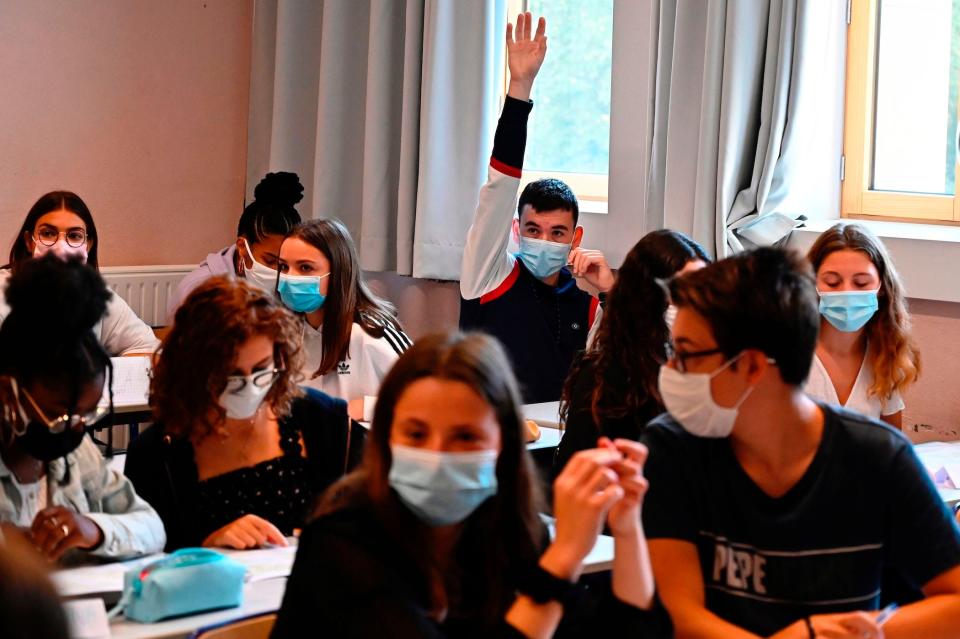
left=877, top=603, right=899, bottom=626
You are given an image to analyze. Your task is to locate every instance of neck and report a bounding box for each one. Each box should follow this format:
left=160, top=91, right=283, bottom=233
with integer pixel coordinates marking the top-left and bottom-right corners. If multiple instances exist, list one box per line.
left=818, top=319, right=867, bottom=357
left=730, top=385, right=823, bottom=468
left=197, top=404, right=275, bottom=447
left=431, top=523, right=464, bottom=567
left=540, top=271, right=561, bottom=288
left=1, top=442, right=45, bottom=483
left=305, top=308, right=324, bottom=330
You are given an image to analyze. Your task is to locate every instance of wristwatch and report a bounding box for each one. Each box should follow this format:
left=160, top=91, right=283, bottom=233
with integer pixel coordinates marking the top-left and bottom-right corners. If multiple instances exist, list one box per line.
left=517, top=565, right=578, bottom=606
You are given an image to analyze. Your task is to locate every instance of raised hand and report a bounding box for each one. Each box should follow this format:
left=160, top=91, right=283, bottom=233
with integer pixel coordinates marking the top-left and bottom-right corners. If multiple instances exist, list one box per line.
left=506, top=12, right=547, bottom=101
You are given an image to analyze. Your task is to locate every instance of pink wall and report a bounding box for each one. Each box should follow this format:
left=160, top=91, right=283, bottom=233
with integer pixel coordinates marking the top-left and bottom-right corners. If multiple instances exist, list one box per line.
left=0, top=0, right=253, bottom=266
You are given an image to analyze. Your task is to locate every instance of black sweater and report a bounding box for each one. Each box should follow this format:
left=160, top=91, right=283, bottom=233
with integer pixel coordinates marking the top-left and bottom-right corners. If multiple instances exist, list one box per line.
left=271, top=501, right=671, bottom=638
left=553, top=356, right=663, bottom=478
left=124, top=388, right=366, bottom=551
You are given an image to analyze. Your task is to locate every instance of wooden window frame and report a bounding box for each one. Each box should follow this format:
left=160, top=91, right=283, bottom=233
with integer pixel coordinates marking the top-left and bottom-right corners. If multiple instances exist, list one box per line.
left=843, top=0, right=960, bottom=224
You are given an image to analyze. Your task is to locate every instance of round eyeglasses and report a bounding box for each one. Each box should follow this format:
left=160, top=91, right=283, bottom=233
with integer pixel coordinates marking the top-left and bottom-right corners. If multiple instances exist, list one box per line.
left=19, top=386, right=109, bottom=433
left=223, top=368, right=283, bottom=394
left=35, top=225, right=88, bottom=248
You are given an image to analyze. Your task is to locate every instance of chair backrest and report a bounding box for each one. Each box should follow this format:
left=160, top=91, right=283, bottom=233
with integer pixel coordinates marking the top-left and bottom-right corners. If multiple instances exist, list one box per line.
left=190, top=613, right=277, bottom=639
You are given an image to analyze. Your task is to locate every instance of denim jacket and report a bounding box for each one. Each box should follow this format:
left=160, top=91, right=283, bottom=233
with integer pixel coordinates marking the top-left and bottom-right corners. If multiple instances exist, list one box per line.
left=0, top=435, right=166, bottom=558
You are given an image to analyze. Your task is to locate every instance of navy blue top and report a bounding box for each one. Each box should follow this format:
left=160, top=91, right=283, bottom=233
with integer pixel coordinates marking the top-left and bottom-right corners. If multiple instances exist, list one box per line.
left=641, top=404, right=960, bottom=635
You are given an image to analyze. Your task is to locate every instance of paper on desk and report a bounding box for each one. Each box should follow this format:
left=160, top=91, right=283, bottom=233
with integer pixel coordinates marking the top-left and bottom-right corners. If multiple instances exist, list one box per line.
left=52, top=556, right=158, bottom=598
left=99, top=356, right=151, bottom=409
left=914, top=441, right=960, bottom=488
left=223, top=544, right=299, bottom=583
left=63, top=598, right=111, bottom=638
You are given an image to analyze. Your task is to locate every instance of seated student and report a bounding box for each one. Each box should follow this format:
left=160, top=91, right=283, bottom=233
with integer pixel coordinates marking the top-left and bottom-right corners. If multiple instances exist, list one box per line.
left=166, top=171, right=303, bottom=323
left=804, top=223, right=920, bottom=429
left=0, top=256, right=165, bottom=560
left=277, top=219, right=412, bottom=421
left=271, top=332, right=666, bottom=638
left=459, top=13, right=614, bottom=404
left=125, top=277, right=366, bottom=551
left=554, top=230, right=708, bottom=476
left=642, top=247, right=960, bottom=638
left=1, top=191, right=158, bottom=355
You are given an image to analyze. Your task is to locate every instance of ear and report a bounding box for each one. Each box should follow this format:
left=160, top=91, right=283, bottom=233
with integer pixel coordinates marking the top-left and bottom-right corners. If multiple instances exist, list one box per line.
left=23, top=230, right=35, bottom=254
left=571, top=226, right=584, bottom=249
left=86, top=237, right=96, bottom=254
left=737, top=349, right=772, bottom=384
left=235, top=237, right=251, bottom=269
left=511, top=218, right=521, bottom=244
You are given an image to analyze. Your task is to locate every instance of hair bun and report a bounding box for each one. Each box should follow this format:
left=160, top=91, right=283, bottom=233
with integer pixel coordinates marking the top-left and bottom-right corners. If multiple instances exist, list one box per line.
left=254, top=172, right=304, bottom=208
left=4, top=255, right=111, bottom=339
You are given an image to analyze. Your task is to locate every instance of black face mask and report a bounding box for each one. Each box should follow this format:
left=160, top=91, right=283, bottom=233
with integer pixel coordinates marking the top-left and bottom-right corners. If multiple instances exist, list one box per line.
left=16, top=421, right=86, bottom=462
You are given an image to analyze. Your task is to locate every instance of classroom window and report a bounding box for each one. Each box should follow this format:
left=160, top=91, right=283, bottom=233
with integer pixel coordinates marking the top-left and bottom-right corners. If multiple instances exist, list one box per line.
left=506, top=0, right=614, bottom=211
left=843, top=0, right=960, bottom=222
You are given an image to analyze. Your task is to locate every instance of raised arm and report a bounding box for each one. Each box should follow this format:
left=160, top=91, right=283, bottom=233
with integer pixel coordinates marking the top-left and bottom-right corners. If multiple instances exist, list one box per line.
left=460, top=14, right=547, bottom=300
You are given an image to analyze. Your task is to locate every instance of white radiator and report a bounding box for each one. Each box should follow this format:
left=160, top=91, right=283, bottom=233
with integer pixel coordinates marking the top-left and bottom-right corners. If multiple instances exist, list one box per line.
left=102, top=265, right=194, bottom=327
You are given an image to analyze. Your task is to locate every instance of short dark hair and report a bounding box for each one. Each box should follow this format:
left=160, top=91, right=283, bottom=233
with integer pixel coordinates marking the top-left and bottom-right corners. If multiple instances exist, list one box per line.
left=668, top=247, right=819, bottom=386
left=517, top=178, right=579, bottom=225
left=8, top=191, right=99, bottom=270
left=237, top=172, right=303, bottom=245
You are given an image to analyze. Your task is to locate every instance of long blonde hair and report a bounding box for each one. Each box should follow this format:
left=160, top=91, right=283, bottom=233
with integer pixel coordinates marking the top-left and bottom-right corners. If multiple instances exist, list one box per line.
left=807, top=223, right=920, bottom=402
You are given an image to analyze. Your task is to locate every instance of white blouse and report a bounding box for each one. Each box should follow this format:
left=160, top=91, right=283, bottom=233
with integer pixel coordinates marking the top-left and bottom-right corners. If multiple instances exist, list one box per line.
left=805, top=352, right=904, bottom=418
left=300, top=319, right=411, bottom=420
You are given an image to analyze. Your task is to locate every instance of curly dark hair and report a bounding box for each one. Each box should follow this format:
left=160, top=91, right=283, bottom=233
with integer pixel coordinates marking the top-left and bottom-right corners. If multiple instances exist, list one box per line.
left=561, top=230, right=709, bottom=426
left=151, top=276, right=305, bottom=440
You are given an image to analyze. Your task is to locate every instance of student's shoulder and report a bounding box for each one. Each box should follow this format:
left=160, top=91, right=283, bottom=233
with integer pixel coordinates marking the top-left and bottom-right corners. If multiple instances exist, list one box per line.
left=822, top=403, right=911, bottom=456
left=354, top=316, right=411, bottom=357
left=299, top=504, right=389, bottom=569
left=292, top=387, right=349, bottom=420
left=641, top=413, right=697, bottom=449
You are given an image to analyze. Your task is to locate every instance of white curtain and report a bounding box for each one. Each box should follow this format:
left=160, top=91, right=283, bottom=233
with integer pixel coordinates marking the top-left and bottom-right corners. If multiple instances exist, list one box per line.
left=642, top=0, right=847, bottom=258
left=247, top=0, right=506, bottom=279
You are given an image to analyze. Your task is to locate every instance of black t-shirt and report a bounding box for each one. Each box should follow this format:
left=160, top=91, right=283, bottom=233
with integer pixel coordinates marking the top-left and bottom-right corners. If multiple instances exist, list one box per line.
left=641, top=404, right=960, bottom=636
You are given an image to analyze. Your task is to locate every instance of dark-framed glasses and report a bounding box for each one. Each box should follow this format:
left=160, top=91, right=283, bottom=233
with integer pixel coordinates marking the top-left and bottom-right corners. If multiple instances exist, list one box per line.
left=662, top=341, right=724, bottom=374
left=19, top=386, right=109, bottom=433
left=223, top=368, right=283, bottom=394
left=35, top=225, right=88, bottom=248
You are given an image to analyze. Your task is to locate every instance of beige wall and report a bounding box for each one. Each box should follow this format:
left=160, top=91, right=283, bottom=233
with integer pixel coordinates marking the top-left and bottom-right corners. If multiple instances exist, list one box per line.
left=0, top=0, right=253, bottom=266
left=903, top=300, right=960, bottom=442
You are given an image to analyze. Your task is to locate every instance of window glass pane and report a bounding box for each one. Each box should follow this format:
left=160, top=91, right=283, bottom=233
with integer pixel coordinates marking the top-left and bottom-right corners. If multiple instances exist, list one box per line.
left=872, top=0, right=959, bottom=195
left=524, top=0, right=613, bottom=175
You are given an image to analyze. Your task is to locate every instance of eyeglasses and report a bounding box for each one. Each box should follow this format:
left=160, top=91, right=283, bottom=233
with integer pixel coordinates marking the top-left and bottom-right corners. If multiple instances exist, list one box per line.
left=35, top=225, right=88, bottom=248
left=662, top=341, right=724, bottom=374
left=223, top=368, right=283, bottom=394
left=18, top=386, right=109, bottom=433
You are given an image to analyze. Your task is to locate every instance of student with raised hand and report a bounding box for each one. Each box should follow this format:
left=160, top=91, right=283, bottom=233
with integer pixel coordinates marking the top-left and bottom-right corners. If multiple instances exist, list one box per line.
left=272, top=332, right=666, bottom=638
left=459, top=13, right=614, bottom=404
left=0, top=256, right=165, bottom=561
left=554, top=230, right=708, bottom=476
left=277, top=219, right=412, bottom=422
left=166, top=171, right=303, bottom=323
left=1, top=191, right=159, bottom=355
left=641, top=247, right=960, bottom=638
left=124, top=277, right=366, bottom=551
left=805, top=223, right=920, bottom=429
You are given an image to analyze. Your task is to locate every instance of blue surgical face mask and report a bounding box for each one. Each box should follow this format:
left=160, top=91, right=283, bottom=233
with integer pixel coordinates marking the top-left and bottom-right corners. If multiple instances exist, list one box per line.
left=818, top=289, right=879, bottom=333
left=388, top=445, right=498, bottom=527
left=517, top=236, right=570, bottom=280
left=278, top=272, right=330, bottom=313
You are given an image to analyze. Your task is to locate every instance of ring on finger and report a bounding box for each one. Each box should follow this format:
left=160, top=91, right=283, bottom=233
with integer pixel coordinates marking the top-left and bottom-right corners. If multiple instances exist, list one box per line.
left=60, top=523, right=69, bottom=538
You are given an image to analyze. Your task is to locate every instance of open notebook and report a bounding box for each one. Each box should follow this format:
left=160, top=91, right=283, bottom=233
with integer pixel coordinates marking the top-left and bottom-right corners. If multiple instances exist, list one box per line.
left=98, top=356, right=151, bottom=411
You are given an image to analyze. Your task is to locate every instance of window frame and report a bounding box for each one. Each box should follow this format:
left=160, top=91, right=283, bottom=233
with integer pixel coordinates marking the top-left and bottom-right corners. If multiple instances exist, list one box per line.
left=843, top=0, right=960, bottom=224
left=503, top=0, right=611, bottom=212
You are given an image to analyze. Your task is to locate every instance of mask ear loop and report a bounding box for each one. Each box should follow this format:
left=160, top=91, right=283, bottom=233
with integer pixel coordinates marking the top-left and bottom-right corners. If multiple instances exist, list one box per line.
left=3, top=377, right=30, bottom=442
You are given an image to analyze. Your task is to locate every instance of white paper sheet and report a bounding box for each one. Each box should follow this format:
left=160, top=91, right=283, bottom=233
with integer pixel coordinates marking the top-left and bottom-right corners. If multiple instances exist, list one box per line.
left=100, top=356, right=151, bottom=410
